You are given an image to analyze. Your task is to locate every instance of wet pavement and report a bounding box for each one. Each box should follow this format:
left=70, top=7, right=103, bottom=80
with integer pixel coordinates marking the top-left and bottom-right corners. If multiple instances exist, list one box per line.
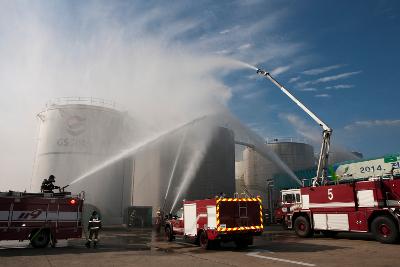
left=0, top=225, right=399, bottom=267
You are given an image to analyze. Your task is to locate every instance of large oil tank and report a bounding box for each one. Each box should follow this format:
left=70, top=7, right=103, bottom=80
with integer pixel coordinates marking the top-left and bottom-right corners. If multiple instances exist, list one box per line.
left=242, top=138, right=315, bottom=208
left=131, top=121, right=235, bottom=217
left=32, top=97, right=134, bottom=224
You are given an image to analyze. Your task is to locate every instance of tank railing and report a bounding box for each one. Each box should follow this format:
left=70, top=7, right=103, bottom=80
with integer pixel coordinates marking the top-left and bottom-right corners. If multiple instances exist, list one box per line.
left=45, top=97, right=118, bottom=110
left=266, top=137, right=307, bottom=144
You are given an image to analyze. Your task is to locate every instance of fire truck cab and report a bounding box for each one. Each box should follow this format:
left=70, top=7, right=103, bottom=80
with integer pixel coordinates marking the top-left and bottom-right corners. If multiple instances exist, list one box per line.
left=286, top=176, right=400, bottom=243
left=165, top=196, right=264, bottom=249
left=0, top=190, right=84, bottom=248
left=275, top=189, right=301, bottom=225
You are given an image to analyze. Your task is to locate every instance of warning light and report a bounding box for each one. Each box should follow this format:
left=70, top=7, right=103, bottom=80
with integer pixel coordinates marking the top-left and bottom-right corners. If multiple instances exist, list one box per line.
left=69, top=199, right=77, bottom=205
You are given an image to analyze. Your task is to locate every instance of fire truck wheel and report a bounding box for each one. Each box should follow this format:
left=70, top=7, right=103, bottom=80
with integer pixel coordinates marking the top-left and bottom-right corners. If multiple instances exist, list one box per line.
left=199, top=231, right=210, bottom=249
left=371, top=216, right=399, bottom=244
left=30, top=229, right=50, bottom=248
left=164, top=226, right=173, bottom=242
left=294, top=216, right=313, bottom=238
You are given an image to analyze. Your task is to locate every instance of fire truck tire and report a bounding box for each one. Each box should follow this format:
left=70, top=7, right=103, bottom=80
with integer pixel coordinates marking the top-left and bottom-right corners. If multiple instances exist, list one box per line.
left=30, top=229, right=50, bottom=248
left=164, top=226, right=173, bottom=242
left=294, top=216, right=313, bottom=238
left=199, top=231, right=210, bottom=249
left=371, top=216, right=399, bottom=244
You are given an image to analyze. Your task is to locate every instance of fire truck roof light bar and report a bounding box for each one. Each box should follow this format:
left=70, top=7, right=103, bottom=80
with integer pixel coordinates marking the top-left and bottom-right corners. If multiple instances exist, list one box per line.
left=217, top=197, right=262, bottom=202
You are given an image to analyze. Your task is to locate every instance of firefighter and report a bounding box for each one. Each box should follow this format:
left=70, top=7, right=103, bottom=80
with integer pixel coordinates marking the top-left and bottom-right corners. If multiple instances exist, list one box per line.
left=41, top=175, right=60, bottom=193
left=85, top=211, right=102, bottom=248
left=155, top=208, right=163, bottom=233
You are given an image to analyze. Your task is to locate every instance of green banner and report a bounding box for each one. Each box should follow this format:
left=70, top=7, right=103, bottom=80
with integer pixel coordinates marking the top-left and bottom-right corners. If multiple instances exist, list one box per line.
left=384, top=155, right=400, bottom=163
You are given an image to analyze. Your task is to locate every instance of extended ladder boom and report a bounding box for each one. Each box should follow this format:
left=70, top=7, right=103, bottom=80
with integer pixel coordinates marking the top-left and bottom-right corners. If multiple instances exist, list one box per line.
left=256, top=69, right=332, bottom=186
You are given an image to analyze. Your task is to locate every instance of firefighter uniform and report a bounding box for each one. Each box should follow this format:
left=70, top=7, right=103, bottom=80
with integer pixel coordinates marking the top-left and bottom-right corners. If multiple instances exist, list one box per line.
left=86, top=211, right=102, bottom=248
left=41, top=175, right=60, bottom=193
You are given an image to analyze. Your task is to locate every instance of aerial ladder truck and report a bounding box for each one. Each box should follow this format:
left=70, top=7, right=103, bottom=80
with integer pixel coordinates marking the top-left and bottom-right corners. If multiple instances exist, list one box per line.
left=256, top=68, right=400, bottom=244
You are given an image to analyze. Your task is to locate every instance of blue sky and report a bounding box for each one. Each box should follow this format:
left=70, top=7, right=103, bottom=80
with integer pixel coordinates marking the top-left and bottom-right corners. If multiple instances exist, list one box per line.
left=216, top=0, right=400, bottom=157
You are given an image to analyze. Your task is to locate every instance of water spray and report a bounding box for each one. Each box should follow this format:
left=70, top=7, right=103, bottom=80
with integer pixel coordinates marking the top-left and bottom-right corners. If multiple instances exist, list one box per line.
left=69, top=115, right=208, bottom=186
left=162, top=128, right=187, bottom=211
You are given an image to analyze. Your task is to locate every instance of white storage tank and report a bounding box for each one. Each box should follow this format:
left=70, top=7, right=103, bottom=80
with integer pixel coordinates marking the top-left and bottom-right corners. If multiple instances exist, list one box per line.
left=32, top=97, right=134, bottom=224
left=131, top=122, right=236, bottom=216
left=242, top=138, right=315, bottom=208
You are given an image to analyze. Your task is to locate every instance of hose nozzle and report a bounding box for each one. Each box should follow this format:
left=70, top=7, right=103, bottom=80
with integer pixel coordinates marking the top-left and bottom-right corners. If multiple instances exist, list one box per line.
left=256, top=69, right=268, bottom=76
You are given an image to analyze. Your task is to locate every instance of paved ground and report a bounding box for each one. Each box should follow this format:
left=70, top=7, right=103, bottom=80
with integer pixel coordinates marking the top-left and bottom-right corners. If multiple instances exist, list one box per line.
left=0, top=225, right=399, bottom=267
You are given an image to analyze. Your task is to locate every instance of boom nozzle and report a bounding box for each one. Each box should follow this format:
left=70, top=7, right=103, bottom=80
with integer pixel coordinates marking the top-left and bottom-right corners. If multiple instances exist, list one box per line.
left=256, top=68, right=268, bottom=76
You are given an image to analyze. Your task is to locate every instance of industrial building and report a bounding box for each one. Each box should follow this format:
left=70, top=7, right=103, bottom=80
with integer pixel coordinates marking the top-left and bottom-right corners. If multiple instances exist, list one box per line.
left=32, top=98, right=235, bottom=225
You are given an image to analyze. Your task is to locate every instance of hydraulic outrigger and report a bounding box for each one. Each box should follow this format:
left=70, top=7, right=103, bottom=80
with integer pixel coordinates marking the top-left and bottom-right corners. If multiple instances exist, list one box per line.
left=256, top=69, right=332, bottom=186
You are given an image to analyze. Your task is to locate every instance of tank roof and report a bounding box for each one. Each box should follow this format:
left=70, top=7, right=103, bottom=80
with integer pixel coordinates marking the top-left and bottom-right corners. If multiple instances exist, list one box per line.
left=45, top=97, right=118, bottom=110
left=266, top=137, right=308, bottom=144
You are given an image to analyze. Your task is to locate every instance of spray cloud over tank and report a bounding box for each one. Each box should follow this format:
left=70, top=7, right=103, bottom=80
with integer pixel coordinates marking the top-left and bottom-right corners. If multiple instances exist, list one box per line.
left=0, top=2, right=251, bottom=190
left=0, top=2, right=300, bottom=195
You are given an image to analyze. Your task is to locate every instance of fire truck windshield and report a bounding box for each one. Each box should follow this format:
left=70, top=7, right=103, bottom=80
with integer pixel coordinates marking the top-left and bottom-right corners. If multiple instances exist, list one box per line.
left=283, top=193, right=301, bottom=204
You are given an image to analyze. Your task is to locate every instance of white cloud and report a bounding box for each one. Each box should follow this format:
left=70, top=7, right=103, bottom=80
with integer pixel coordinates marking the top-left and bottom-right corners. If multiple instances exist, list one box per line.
left=289, top=76, right=300, bottom=83
left=315, top=94, right=330, bottom=98
left=326, top=84, right=354, bottom=89
left=243, top=90, right=263, bottom=99
left=315, top=71, right=362, bottom=83
left=193, top=9, right=303, bottom=65
left=219, top=25, right=240, bottom=35
left=271, top=65, right=291, bottom=76
left=298, top=71, right=361, bottom=87
left=215, top=49, right=232, bottom=55
left=299, top=87, right=317, bottom=92
left=236, top=0, right=264, bottom=6
left=238, top=43, right=252, bottom=50
left=302, top=64, right=343, bottom=75
left=344, top=119, right=400, bottom=130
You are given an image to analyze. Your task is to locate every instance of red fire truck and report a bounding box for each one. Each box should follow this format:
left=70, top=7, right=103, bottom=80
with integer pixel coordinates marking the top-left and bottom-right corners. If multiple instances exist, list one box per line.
left=256, top=68, right=400, bottom=243
left=286, top=177, right=400, bottom=243
left=164, top=196, right=263, bottom=249
left=0, top=190, right=84, bottom=248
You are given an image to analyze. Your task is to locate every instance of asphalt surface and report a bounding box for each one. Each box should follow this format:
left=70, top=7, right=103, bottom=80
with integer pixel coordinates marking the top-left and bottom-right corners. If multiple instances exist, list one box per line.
left=0, top=225, right=399, bottom=267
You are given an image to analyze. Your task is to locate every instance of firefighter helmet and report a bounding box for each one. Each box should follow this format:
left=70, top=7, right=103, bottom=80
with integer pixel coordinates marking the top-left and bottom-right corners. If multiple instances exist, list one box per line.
left=48, top=175, right=55, bottom=182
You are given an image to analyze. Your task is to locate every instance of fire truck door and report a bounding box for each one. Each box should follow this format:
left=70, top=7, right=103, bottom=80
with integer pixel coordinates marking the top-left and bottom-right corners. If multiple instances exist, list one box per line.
left=184, top=203, right=197, bottom=236
left=207, top=206, right=216, bottom=229
left=348, top=211, right=368, bottom=232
